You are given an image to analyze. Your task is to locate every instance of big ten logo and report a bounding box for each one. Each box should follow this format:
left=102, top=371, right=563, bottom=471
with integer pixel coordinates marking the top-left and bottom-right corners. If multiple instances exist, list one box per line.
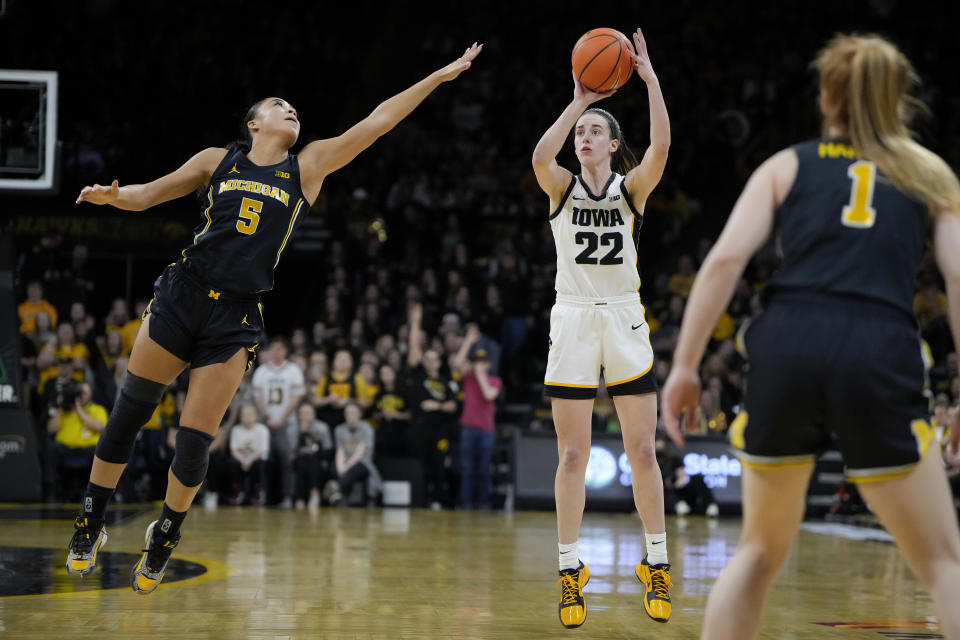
left=274, top=170, right=290, bottom=179
left=0, top=435, right=26, bottom=459
left=683, top=453, right=742, bottom=489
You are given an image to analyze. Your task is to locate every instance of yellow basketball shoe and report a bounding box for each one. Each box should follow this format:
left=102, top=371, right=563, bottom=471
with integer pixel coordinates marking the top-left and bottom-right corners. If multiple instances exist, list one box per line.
left=557, top=561, right=589, bottom=628
left=130, top=520, right=180, bottom=594
left=636, top=557, right=673, bottom=623
left=66, top=515, right=107, bottom=576
left=578, top=561, right=590, bottom=588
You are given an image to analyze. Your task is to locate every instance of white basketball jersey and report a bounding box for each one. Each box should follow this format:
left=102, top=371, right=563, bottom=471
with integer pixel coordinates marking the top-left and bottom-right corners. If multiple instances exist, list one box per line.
left=550, top=173, right=642, bottom=298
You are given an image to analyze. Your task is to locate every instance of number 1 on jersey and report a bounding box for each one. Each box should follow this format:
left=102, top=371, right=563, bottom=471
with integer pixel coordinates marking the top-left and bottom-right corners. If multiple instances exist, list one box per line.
left=237, top=197, right=262, bottom=235
left=841, top=160, right=877, bottom=229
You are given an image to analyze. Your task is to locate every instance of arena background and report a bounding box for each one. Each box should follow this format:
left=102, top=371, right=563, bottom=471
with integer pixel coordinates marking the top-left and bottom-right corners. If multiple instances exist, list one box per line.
left=3, top=0, right=959, bottom=508
left=2, top=1, right=960, bottom=637
left=4, top=0, right=956, bottom=334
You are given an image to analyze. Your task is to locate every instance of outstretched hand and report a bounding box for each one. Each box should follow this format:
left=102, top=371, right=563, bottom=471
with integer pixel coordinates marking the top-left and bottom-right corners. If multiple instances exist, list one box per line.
left=660, top=365, right=701, bottom=446
left=76, top=179, right=119, bottom=205
left=436, top=42, right=483, bottom=82
left=573, top=71, right=616, bottom=104
left=629, top=27, right=657, bottom=83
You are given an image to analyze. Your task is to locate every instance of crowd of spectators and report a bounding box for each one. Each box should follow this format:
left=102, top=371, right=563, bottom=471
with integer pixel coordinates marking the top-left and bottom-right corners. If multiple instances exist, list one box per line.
left=17, top=230, right=960, bottom=517
left=18, top=264, right=512, bottom=510
left=6, top=1, right=960, bottom=515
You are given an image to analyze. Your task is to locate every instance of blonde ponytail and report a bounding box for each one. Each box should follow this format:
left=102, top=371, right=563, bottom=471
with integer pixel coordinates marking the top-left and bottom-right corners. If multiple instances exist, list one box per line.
left=814, top=34, right=960, bottom=216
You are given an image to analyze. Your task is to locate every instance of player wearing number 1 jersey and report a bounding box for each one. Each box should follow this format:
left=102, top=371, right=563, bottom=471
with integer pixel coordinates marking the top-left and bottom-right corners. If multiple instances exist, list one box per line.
left=64, top=43, right=482, bottom=594
left=532, top=27, right=673, bottom=629
left=662, top=34, right=960, bottom=639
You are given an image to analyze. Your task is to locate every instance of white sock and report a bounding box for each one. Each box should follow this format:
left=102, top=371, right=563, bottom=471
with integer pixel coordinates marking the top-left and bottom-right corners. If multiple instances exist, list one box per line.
left=645, top=532, right=668, bottom=566
left=559, top=541, right=579, bottom=571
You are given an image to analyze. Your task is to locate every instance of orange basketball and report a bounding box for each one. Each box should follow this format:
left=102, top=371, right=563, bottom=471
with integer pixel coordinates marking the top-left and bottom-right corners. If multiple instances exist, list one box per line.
left=571, top=28, right=636, bottom=93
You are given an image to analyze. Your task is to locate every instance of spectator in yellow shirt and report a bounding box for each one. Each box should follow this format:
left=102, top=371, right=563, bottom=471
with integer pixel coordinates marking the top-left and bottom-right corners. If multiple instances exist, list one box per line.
left=36, top=324, right=90, bottom=393
left=914, top=281, right=949, bottom=331
left=355, top=362, right=380, bottom=410
left=314, top=349, right=358, bottom=427
left=38, top=323, right=90, bottom=366
left=118, top=299, right=149, bottom=356
left=18, top=280, right=58, bottom=334
left=667, top=255, right=697, bottom=299
left=43, top=382, right=107, bottom=498
left=712, top=312, right=735, bottom=342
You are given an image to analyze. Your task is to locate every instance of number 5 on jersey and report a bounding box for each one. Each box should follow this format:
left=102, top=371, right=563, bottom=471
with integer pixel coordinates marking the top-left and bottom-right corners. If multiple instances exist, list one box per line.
left=841, top=160, right=877, bottom=229
left=237, top=197, right=262, bottom=235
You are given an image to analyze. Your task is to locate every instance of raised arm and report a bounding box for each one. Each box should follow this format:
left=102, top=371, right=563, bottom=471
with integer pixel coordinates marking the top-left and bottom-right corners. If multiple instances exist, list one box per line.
left=407, top=303, right=424, bottom=369
left=452, top=323, right=480, bottom=374
left=75, top=147, right=227, bottom=211
left=298, top=43, right=482, bottom=203
left=531, top=77, right=610, bottom=206
left=661, top=148, right=797, bottom=445
left=623, top=28, right=670, bottom=207
left=474, top=362, right=501, bottom=402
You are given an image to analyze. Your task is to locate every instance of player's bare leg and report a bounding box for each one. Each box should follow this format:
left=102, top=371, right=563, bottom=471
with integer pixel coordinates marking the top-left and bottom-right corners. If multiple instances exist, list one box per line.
left=132, top=346, right=247, bottom=594
left=67, top=316, right=187, bottom=576
left=615, top=392, right=672, bottom=622
left=701, top=462, right=814, bottom=640
left=553, top=397, right=595, bottom=628
left=856, top=450, right=960, bottom=639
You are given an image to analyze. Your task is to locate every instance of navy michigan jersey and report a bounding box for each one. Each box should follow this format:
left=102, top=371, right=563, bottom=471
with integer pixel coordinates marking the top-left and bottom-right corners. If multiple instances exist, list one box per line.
left=181, top=149, right=309, bottom=294
left=765, top=138, right=927, bottom=316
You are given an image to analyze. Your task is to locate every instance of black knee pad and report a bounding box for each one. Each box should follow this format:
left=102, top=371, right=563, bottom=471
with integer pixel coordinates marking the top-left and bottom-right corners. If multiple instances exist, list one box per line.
left=94, top=373, right=167, bottom=464
left=171, top=427, right=214, bottom=487
left=123, top=372, right=168, bottom=404
left=95, top=392, right=158, bottom=464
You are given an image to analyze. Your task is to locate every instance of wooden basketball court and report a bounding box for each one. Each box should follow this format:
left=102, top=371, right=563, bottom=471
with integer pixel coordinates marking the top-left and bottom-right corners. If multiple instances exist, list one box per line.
left=0, top=504, right=942, bottom=639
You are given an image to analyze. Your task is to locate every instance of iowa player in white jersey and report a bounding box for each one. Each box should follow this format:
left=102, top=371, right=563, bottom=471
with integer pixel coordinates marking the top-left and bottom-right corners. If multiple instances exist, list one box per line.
left=662, top=34, right=960, bottom=639
left=64, top=43, right=482, bottom=594
left=532, top=28, right=672, bottom=628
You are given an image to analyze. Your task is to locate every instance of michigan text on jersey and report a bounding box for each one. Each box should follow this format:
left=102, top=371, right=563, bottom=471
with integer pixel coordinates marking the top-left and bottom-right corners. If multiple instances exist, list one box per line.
left=218, top=179, right=291, bottom=206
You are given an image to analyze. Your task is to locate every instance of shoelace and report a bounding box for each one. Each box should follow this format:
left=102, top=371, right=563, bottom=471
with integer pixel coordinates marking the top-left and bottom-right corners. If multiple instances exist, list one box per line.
left=556, top=573, right=581, bottom=606
left=649, top=568, right=673, bottom=600
left=143, top=535, right=179, bottom=572
left=70, top=517, right=96, bottom=555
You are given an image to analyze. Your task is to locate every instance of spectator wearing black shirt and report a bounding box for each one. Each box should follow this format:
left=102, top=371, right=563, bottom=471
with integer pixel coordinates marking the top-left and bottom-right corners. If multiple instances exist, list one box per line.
left=373, top=364, right=412, bottom=460
left=406, top=303, right=460, bottom=509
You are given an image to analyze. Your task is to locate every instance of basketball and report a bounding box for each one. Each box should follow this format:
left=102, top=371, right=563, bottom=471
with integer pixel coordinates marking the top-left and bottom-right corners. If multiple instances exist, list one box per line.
left=571, top=28, right=635, bottom=92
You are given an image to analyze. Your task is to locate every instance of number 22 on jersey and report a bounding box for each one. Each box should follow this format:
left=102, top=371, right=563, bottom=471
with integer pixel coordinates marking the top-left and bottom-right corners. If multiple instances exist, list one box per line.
left=841, top=160, right=877, bottom=229
left=237, top=197, right=262, bottom=235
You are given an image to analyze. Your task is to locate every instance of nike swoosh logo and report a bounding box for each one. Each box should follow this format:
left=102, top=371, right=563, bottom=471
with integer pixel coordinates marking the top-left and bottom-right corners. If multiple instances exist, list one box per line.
left=651, top=541, right=663, bottom=545
left=572, top=195, right=585, bottom=200
left=631, top=323, right=644, bottom=330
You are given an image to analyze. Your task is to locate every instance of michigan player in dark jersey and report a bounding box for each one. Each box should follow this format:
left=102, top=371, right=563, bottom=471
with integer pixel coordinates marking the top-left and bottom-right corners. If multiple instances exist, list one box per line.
left=65, top=43, right=482, bottom=594
left=661, top=34, right=960, bottom=639
left=532, top=28, right=673, bottom=628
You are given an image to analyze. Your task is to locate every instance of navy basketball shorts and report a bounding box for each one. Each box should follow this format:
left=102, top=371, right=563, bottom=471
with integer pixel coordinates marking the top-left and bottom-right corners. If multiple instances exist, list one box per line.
left=143, top=261, right=264, bottom=369
left=730, top=292, right=933, bottom=483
